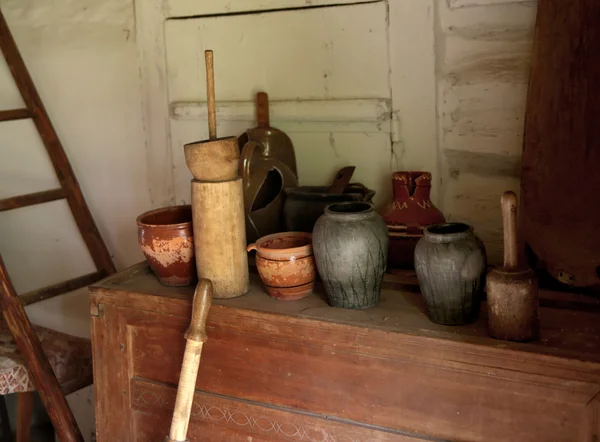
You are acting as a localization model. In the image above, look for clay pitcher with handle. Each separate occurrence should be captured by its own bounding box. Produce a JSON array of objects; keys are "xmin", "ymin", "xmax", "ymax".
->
[
  {"xmin": 239, "ymin": 92, "xmax": 299, "ymax": 243},
  {"xmin": 238, "ymin": 92, "xmax": 298, "ymax": 177}
]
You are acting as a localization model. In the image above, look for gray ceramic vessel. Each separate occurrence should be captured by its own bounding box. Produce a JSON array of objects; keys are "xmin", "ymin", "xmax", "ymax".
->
[
  {"xmin": 312, "ymin": 201, "xmax": 388, "ymax": 309},
  {"xmin": 414, "ymin": 223, "xmax": 487, "ymax": 325}
]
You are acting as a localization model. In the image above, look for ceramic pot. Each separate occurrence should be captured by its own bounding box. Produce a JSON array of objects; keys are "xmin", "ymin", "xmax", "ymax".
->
[
  {"xmin": 312, "ymin": 202, "xmax": 388, "ymax": 309},
  {"xmin": 247, "ymin": 232, "xmax": 316, "ymax": 300},
  {"xmin": 382, "ymin": 172, "xmax": 445, "ymax": 271},
  {"xmin": 136, "ymin": 205, "xmax": 196, "ymax": 287},
  {"xmin": 414, "ymin": 223, "xmax": 487, "ymax": 325},
  {"xmin": 284, "ymin": 183, "xmax": 376, "ymax": 233},
  {"xmin": 240, "ymin": 143, "xmax": 299, "ymax": 244}
]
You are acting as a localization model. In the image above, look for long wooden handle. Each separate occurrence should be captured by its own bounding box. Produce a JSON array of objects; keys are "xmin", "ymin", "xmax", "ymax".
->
[
  {"xmin": 501, "ymin": 191, "xmax": 519, "ymax": 269},
  {"xmin": 167, "ymin": 279, "xmax": 213, "ymax": 442},
  {"xmin": 256, "ymin": 92, "xmax": 269, "ymax": 128},
  {"xmin": 205, "ymin": 50, "xmax": 217, "ymax": 140}
]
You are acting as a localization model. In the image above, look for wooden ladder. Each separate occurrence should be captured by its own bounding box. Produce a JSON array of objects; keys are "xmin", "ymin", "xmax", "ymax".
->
[{"xmin": 0, "ymin": 9, "xmax": 116, "ymax": 306}]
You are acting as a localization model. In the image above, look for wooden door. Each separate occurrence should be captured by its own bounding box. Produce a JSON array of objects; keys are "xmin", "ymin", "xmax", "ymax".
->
[{"xmin": 164, "ymin": 2, "xmax": 393, "ymax": 207}]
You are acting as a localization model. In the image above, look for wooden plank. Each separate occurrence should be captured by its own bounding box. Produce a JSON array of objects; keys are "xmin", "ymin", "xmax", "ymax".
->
[
  {"xmin": 171, "ymin": 98, "xmax": 392, "ymax": 133},
  {"xmin": 131, "ymin": 379, "xmax": 425, "ymax": 441},
  {"xmin": 521, "ymin": 0, "xmax": 600, "ymax": 288},
  {"xmin": 166, "ymin": 0, "xmax": 381, "ymax": 18},
  {"xmin": 0, "ymin": 254, "xmax": 83, "ymax": 442},
  {"xmin": 92, "ymin": 262, "xmax": 600, "ymax": 354},
  {"xmin": 448, "ymin": 0, "xmax": 534, "ymax": 8},
  {"xmin": 0, "ymin": 10, "xmax": 116, "ymax": 276},
  {"xmin": 19, "ymin": 271, "xmax": 106, "ymax": 306},
  {"xmin": 0, "ymin": 188, "xmax": 66, "ymax": 212},
  {"xmin": 91, "ymin": 284, "xmax": 600, "ymax": 442},
  {"xmin": 90, "ymin": 302, "xmax": 129, "ymax": 442},
  {"xmin": 126, "ymin": 317, "xmax": 595, "ymax": 441},
  {"xmin": 89, "ymin": 263, "xmax": 600, "ymax": 441},
  {"xmin": 0, "ymin": 108, "xmax": 33, "ymax": 122},
  {"xmin": 16, "ymin": 391, "xmax": 34, "ymax": 442}
]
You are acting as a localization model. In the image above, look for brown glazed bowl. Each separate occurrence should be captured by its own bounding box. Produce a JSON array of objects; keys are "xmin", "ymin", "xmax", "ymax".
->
[
  {"xmin": 136, "ymin": 205, "xmax": 196, "ymax": 287},
  {"xmin": 247, "ymin": 232, "xmax": 316, "ymax": 300}
]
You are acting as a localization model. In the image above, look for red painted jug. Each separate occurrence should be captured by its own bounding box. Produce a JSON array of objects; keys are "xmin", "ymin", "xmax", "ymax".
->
[{"xmin": 382, "ymin": 172, "xmax": 445, "ymax": 271}]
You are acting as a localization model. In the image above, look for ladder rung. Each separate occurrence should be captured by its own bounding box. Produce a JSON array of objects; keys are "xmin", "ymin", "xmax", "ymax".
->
[
  {"xmin": 19, "ymin": 270, "xmax": 107, "ymax": 306},
  {"xmin": 0, "ymin": 188, "xmax": 67, "ymax": 212},
  {"xmin": 0, "ymin": 108, "xmax": 33, "ymax": 122}
]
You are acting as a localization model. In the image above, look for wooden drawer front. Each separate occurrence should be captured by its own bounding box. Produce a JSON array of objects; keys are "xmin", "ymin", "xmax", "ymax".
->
[
  {"xmin": 126, "ymin": 314, "xmax": 596, "ymax": 442},
  {"xmin": 130, "ymin": 378, "xmax": 419, "ymax": 442}
]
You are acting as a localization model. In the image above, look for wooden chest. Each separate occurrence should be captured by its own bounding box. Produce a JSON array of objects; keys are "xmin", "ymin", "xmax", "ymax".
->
[{"xmin": 90, "ymin": 263, "xmax": 600, "ymax": 442}]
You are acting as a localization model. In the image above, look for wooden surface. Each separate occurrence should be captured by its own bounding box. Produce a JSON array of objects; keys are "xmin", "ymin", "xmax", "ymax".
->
[
  {"xmin": 19, "ymin": 271, "xmax": 106, "ymax": 306},
  {"xmin": 501, "ymin": 191, "xmax": 518, "ymax": 270},
  {"xmin": 328, "ymin": 166, "xmax": 356, "ymax": 194},
  {"xmin": 0, "ymin": 188, "xmax": 66, "ymax": 212},
  {"xmin": 16, "ymin": 392, "xmax": 33, "ymax": 442},
  {"xmin": 191, "ymin": 179, "xmax": 249, "ymax": 298},
  {"xmin": 91, "ymin": 262, "xmax": 600, "ymax": 442},
  {"xmin": 521, "ymin": 0, "xmax": 600, "ymax": 288},
  {"xmin": 256, "ymin": 92, "xmax": 269, "ymax": 128},
  {"xmin": 0, "ymin": 255, "xmax": 83, "ymax": 442}
]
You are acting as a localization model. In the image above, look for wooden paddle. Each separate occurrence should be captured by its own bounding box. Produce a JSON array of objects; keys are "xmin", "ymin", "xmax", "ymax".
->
[{"xmin": 328, "ymin": 166, "xmax": 356, "ymax": 194}]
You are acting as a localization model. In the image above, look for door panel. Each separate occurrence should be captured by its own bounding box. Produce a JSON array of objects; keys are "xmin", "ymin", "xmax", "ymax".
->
[{"xmin": 165, "ymin": 2, "xmax": 392, "ymax": 206}]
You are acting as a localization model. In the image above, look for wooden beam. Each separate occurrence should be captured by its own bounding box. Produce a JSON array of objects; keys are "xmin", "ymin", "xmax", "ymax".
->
[
  {"xmin": 19, "ymin": 271, "xmax": 107, "ymax": 306},
  {"xmin": 0, "ymin": 11, "xmax": 116, "ymax": 276},
  {"xmin": 0, "ymin": 254, "xmax": 84, "ymax": 442},
  {"xmin": 0, "ymin": 108, "xmax": 33, "ymax": 122},
  {"xmin": 0, "ymin": 188, "xmax": 66, "ymax": 212}
]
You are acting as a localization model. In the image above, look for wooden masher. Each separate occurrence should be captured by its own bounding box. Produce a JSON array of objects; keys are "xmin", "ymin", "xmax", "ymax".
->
[
  {"xmin": 486, "ymin": 191, "xmax": 539, "ymax": 341},
  {"xmin": 184, "ymin": 50, "xmax": 249, "ymax": 299},
  {"xmin": 165, "ymin": 279, "xmax": 213, "ymax": 442}
]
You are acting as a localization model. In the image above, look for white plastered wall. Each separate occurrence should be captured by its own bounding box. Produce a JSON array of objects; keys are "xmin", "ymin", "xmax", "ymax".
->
[{"xmin": 0, "ymin": 0, "xmax": 151, "ymax": 440}]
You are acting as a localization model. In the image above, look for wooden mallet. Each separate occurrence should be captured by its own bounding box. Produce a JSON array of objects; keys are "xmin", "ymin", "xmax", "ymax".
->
[
  {"xmin": 165, "ymin": 279, "xmax": 213, "ymax": 442},
  {"xmin": 486, "ymin": 191, "xmax": 539, "ymax": 342}
]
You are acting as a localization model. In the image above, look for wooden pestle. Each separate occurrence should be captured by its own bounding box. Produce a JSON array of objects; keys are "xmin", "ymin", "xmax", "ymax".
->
[
  {"xmin": 486, "ymin": 191, "xmax": 539, "ymax": 341},
  {"xmin": 166, "ymin": 279, "xmax": 213, "ymax": 442}
]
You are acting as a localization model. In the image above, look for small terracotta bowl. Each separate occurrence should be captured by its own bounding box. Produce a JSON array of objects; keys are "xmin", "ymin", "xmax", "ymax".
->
[
  {"xmin": 136, "ymin": 205, "xmax": 196, "ymax": 287},
  {"xmin": 247, "ymin": 232, "xmax": 316, "ymax": 300}
]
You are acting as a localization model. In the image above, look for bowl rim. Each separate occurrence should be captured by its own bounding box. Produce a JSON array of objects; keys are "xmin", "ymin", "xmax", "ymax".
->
[
  {"xmin": 253, "ymin": 231, "xmax": 313, "ymax": 258},
  {"xmin": 136, "ymin": 205, "xmax": 192, "ymax": 229}
]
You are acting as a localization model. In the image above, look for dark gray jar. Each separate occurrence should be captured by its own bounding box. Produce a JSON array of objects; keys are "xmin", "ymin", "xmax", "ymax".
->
[
  {"xmin": 312, "ymin": 201, "xmax": 389, "ymax": 309},
  {"xmin": 414, "ymin": 223, "xmax": 487, "ymax": 325}
]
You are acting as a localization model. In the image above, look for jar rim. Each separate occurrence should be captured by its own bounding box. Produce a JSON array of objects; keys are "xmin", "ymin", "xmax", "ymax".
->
[
  {"xmin": 136, "ymin": 205, "xmax": 192, "ymax": 229},
  {"xmin": 325, "ymin": 201, "xmax": 372, "ymax": 214},
  {"xmin": 423, "ymin": 222, "xmax": 473, "ymax": 242}
]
